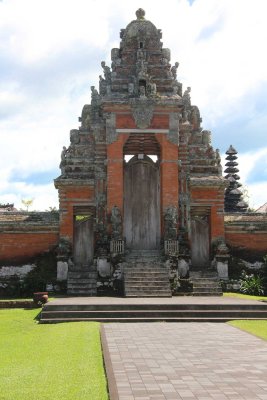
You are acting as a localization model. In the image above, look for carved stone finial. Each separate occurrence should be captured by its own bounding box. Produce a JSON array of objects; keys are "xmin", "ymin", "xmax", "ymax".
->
[{"xmin": 136, "ymin": 8, "xmax": 145, "ymax": 20}]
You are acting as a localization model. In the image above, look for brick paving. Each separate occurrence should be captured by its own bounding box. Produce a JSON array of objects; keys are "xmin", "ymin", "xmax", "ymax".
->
[{"xmin": 101, "ymin": 322, "xmax": 267, "ymax": 400}]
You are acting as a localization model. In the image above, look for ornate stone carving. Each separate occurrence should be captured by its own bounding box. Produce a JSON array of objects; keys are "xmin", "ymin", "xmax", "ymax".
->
[
  {"xmin": 139, "ymin": 85, "xmax": 147, "ymax": 98},
  {"xmin": 56, "ymin": 238, "xmax": 72, "ymax": 261},
  {"xmin": 183, "ymin": 86, "xmax": 191, "ymax": 108},
  {"xmin": 79, "ymin": 105, "xmax": 91, "ymax": 129},
  {"xmin": 136, "ymin": 8, "xmax": 146, "ymax": 20},
  {"xmin": 99, "ymin": 75, "xmax": 107, "ymax": 96},
  {"xmin": 147, "ymin": 82, "xmax": 157, "ymax": 96},
  {"xmin": 105, "ymin": 113, "xmax": 117, "ymax": 144},
  {"xmin": 59, "ymin": 146, "xmax": 68, "ymax": 174},
  {"xmin": 171, "ymin": 62, "xmax": 179, "ymax": 79},
  {"xmin": 91, "ymin": 86, "xmax": 100, "ymax": 120},
  {"xmin": 111, "ymin": 205, "xmax": 122, "ymax": 239},
  {"xmin": 111, "ymin": 48, "xmax": 121, "ymax": 69},
  {"xmin": 101, "ymin": 61, "xmax": 111, "ymax": 83},
  {"xmin": 131, "ymin": 99, "xmax": 154, "ymax": 129},
  {"xmin": 70, "ymin": 129, "xmax": 80, "ymax": 145},
  {"xmin": 202, "ymin": 130, "xmax": 211, "ymax": 145},
  {"xmin": 164, "ymin": 206, "xmax": 178, "ymax": 240},
  {"xmin": 128, "ymin": 82, "xmax": 135, "ymax": 95},
  {"xmin": 168, "ymin": 112, "xmax": 181, "ymax": 145},
  {"xmin": 162, "ymin": 48, "xmax": 171, "ymax": 62},
  {"xmin": 172, "ymin": 85, "xmax": 182, "ymax": 98}
]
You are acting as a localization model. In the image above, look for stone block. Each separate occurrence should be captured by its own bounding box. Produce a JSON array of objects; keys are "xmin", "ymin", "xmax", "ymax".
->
[
  {"xmin": 57, "ymin": 261, "xmax": 68, "ymax": 281},
  {"xmin": 216, "ymin": 260, "xmax": 228, "ymax": 280},
  {"xmin": 178, "ymin": 259, "xmax": 189, "ymax": 278},
  {"xmin": 98, "ymin": 258, "xmax": 112, "ymax": 277}
]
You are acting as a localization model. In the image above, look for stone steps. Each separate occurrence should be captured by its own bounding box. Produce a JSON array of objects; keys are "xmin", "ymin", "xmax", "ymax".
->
[
  {"xmin": 190, "ymin": 270, "xmax": 223, "ymax": 296},
  {"xmin": 40, "ymin": 302, "xmax": 267, "ymax": 323},
  {"xmin": 67, "ymin": 269, "xmax": 97, "ymax": 296},
  {"xmin": 123, "ymin": 249, "xmax": 171, "ymax": 297}
]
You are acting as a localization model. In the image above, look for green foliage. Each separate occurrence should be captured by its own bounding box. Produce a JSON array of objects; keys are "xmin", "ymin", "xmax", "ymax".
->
[
  {"xmin": 223, "ymin": 292, "xmax": 267, "ymax": 301},
  {"xmin": 2, "ymin": 276, "xmax": 22, "ymax": 297},
  {"xmin": 262, "ymin": 256, "xmax": 267, "ymax": 295},
  {"xmin": 0, "ymin": 309, "xmax": 108, "ymax": 400},
  {"xmin": 22, "ymin": 251, "xmax": 57, "ymax": 295},
  {"xmin": 229, "ymin": 320, "xmax": 267, "ymax": 341},
  {"xmin": 240, "ymin": 272, "xmax": 264, "ymax": 296}
]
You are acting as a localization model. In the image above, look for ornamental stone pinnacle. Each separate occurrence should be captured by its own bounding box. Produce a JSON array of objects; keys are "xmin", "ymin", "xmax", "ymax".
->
[{"xmin": 136, "ymin": 8, "xmax": 146, "ymax": 20}]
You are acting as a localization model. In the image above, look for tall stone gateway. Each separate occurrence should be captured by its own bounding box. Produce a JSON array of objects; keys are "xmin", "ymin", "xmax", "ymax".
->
[{"xmin": 55, "ymin": 9, "xmax": 227, "ymax": 296}]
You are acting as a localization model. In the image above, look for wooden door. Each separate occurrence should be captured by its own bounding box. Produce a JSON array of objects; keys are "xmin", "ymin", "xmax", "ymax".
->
[
  {"xmin": 124, "ymin": 156, "xmax": 160, "ymax": 250},
  {"xmin": 73, "ymin": 216, "xmax": 94, "ymax": 267},
  {"xmin": 191, "ymin": 216, "xmax": 210, "ymax": 268}
]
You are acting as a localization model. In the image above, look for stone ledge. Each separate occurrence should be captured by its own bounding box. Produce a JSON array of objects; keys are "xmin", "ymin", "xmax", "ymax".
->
[{"xmin": 190, "ymin": 176, "xmax": 228, "ymax": 187}]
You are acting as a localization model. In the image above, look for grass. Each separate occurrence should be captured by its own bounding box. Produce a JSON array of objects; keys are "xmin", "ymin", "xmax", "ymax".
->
[
  {"xmin": 225, "ymin": 293, "xmax": 267, "ymax": 341},
  {"xmin": 229, "ymin": 320, "xmax": 267, "ymax": 341},
  {"xmin": 0, "ymin": 309, "xmax": 108, "ymax": 400},
  {"xmin": 223, "ymin": 292, "xmax": 267, "ymax": 301}
]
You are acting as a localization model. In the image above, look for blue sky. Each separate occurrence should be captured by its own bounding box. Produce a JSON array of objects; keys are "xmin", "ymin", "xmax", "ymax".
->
[{"xmin": 0, "ymin": 0, "xmax": 267, "ymax": 210}]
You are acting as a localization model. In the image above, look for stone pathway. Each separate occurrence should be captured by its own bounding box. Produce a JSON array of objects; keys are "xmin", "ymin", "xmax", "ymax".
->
[{"xmin": 101, "ymin": 323, "xmax": 267, "ymax": 400}]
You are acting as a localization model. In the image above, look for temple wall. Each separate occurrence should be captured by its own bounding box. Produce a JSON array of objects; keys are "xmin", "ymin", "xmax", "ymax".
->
[
  {"xmin": 57, "ymin": 185, "xmax": 94, "ymax": 241},
  {"xmin": 225, "ymin": 214, "xmax": 267, "ymax": 258},
  {"xmin": 190, "ymin": 185, "xmax": 225, "ymax": 242},
  {"xmin": 107, "ymin": 133, "xmax": 129, "ymax": 213},
  {"xmin": 155, "ymin": 134, "xmax": 179, "ymax": 223},
  {"xmin": 0, "ymin": 212, "xmax": 59, "ymax": 265}
]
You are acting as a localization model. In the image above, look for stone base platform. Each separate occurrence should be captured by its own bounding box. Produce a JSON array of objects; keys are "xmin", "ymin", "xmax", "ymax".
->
[{"xmin": 40, "ymin": 296, "xmax": 267, "ymax": 323}]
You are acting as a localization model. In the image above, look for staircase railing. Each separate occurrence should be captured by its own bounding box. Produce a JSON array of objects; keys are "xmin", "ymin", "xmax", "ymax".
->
[
  {"xmin": 110, "ymin": 239, "xmax": 125, "ymax": 255},
  {"xmin": 164, "ymin": 240, "xmax": 179, "ymax": 256}
]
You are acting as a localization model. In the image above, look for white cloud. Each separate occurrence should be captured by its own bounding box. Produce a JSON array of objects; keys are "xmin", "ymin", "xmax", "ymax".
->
[
  {"xmin": 238, "ymin": 148, "xmax": 267, "ymax": 183},
  {"xmin": 0, "ymin": 182, "xmax": 58, "ymax": 211}
]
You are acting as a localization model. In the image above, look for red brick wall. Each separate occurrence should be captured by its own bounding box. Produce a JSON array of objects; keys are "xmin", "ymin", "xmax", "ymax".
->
[
  {"xmin": 107, "ymin": 133, "xmax": 129, "ymax": 214},
  {"xmin": 190, "ymin": 186, "xmax": 225, "ymax": 242},
  {"xmin": 116, "ymin": 113, "xmax": 169, "ymax": 130},
  {"xmin": 0, "ymin": 231, "xmax": 59, "ymax": 265},
  {"xmin": 225, "ymin": 230, "xmax": 267, "ymax": 256},
  {"xmin": 155, "ymin": 133, "xmax": 179, "ymax": 211},
  {"xmin": 58, "ymin": 186, "xmax": 95, "ymax": 241}
]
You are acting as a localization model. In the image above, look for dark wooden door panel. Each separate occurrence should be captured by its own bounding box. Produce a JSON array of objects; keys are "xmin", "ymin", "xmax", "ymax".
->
[{"xmin": 124, "ymin": 156, "xmax": 160, "ymax": 250}]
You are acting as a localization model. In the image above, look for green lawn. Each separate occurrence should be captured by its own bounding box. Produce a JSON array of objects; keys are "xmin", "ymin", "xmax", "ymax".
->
[
  {"xmin": 224, "ymin": 293, "xmax": 267, "ymax": 341},
  {"xmin": 223, "ymin": 292, "xmax": 267, "ymax": 301},
  {"xmin": 0, "ymin": 309, "xmax": 108, "ymax": 400},
  {"xmin": 229, "ymin": 320, "xmax": 267, "ymax": 341}
]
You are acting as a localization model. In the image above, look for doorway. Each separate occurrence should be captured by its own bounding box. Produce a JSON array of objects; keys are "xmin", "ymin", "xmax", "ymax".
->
[
  {"xmin": 73, "ymin": 214, "xmax": 94, "ymax": 267},
  {"xmin": 124, "ymin": 155, "xmax": 160, "ymax": 250},
  {"xmin": 191, "ymin": 215, "xmax": 210, "ymax": 268}
]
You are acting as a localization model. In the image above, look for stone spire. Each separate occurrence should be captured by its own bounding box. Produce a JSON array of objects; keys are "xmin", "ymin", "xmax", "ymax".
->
[{"xmin": 224, "ymin": 145, "xmax": 248, "ymax": 212}]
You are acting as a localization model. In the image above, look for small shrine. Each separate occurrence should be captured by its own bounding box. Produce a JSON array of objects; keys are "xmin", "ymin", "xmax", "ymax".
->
[{"xmin": 54, "ymin": 9, "xmax": 228, "ymax": 296}]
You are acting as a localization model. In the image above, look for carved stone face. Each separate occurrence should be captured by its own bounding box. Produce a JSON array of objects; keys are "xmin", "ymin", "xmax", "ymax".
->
[
  {"xmin": 128, "ymin": 83, "xmax": 134, "ymax": 94},
  {"xmin": 139, "ymin": 86, "xmax": 146, "ymax": 95}
]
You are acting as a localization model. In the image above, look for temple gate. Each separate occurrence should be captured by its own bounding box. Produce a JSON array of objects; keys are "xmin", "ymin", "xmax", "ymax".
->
[{"xmin": 54, "ymin": 9, "xmax": 227, "ymax": 296}]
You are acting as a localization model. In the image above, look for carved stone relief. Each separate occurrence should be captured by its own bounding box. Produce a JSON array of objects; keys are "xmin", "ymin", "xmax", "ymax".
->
[
  {"xmin": 105, "ymin": 113, "xmax": 117, "ymax": 144},
  {"xmin": 168, "ymin": 112, "xmax": 181, "ymax": 145},
  {"xmin": 131, "ymin": 99, "xmax": 154, "ymax": 129}
]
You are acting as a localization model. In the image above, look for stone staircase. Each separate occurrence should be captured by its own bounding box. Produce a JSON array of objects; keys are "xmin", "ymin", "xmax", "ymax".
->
[
  {"xmin": 67, "ymin": 265, "xmax": 97, "ymax": 296},
  {"xmin": 190, "ymin": 270, "xmax": 223, "ymax": 296},
  {"xmin": 123, "ymin": 250, "xmax": 172, "ymax": 297},
  {"xmin": 40, "ymin": 301, "xmax": 267, "ymax": 323}
]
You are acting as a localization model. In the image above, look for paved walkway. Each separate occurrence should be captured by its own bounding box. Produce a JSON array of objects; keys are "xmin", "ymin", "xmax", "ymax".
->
[{"xmin": 101, "ymin": 322, "xmax": 267, "ymax": 400}]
